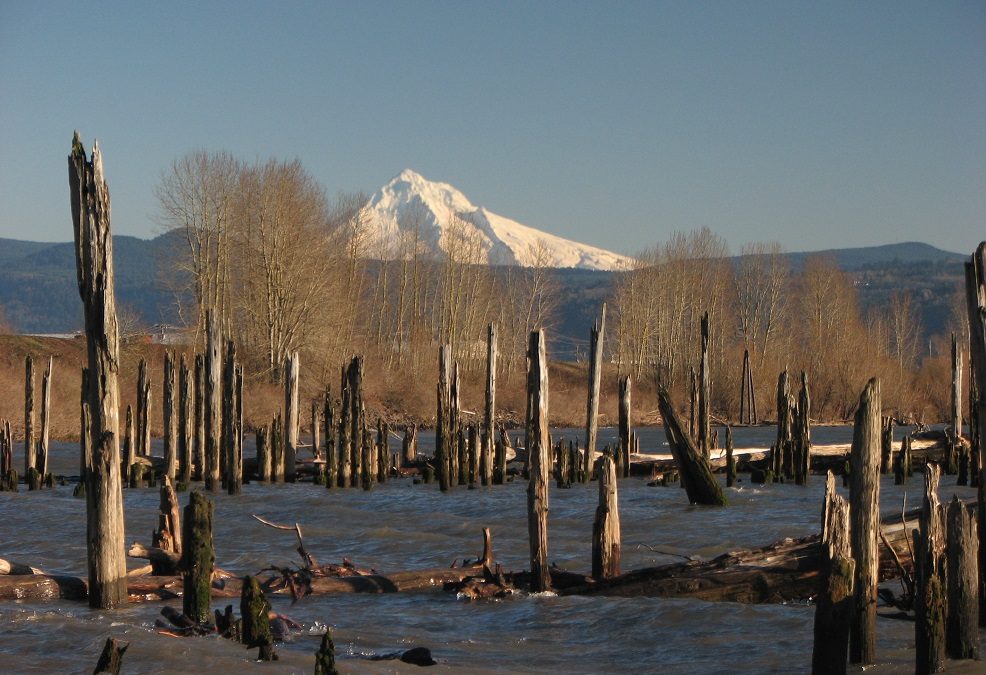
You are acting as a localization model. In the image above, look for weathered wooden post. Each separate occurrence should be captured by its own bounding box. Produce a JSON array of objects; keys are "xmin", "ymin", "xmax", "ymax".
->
[
  {"xmin": 24, "ymin": 355, "xmax": 35, "ymax": 477},
  {"xmin": 122, "ymin": 405, "xmax": 134, "ymax": 486},
  {"xmin": 180, "ymin": 491, "xmax": 214, "ymax": 624},
  {"xmin": 163, "ymin": 351, "xmax": 177, "ymax": 482},
  {"xmin": 314, "ymin": 629, "xmax": 338, "ymax": 675},
  {"xmin": 698, "ymin": 311, "xmax": 711, "ymax": 457},
  {"xmin": 137, "ymin": 358, "xmax": 151, "ymax": 459},
  {"xmin": 69, "ymin": 133, "xmax": 127, "ymax": 608},
  {"xmin": 962, "ymin": 244, "xmax": 986, "ymax": 624},
  {"xmin": 223, "ymin": 342, "xmax": 242, "ymax": 495},
  {"xmin": 915, "ymin": 463, "xmax": 946, "ymax": 674},
  {"xmin": 241, "ymin": 575, "xmax": 276, "ymax": 661},
  {"xmin": 338, "ymin": 386, "xmax": 351, "ymax": 487},
  {"xmin": 193, "ymin": 354, "xmax": 204, "ymax": 481},
  {"xmin": 204, "ymin": 313, "xmax": 222, "ymax": 490},
  {"xmin": 689, "ymin": 366, "xmax": 697, "ymax": 441},
  {"xmin": 311, "ymin": 400, "xmax": 321, "ymax": 461},
  {"xmin": 739, "ymin": 348, "xmax": 758, "ymax": 425},
  {"xmin": 618, "ymin": 374, "xmax": 631, "ymax": 477},
  {"xmin": 794, "ymin": 371, "xmax": 811, "ymax": 485},
  {"xmin": 346, "ymin": 356, "xmax": 365, "ymax": 488},
  {"xmin": 880, "ymin": 416, "xmax": 893, "ymax": 475},
  {"xmin": 946, "ymin": 496, "xmax": 979, "ymax": 660},
  {"xmin": 178, "ymin": 355, "xmax": 192, "ymax": 484},
  {"xmin": 592, "ymin": 451, "xmax": 620, "ymax": 580},
  {"xmin": 360, "ymin": 425, "xmax": 373, "ymax": 491},
  {"xmin": 151, "ymin": 475, "xmax": 182, "ymax": 558},
  {"xmin": 401, "ymin": 423, "xmax": 416, "ymax": 468},
  {"xmin": 494, "ymin": 428, "xmax": 506, "ymax": 485},
  {"xmin": 271, "ymin": 414, "xmax": 284, "ymax": 483},
  {"xmin": 37, "ymin": 357, "xmax": 52, "ymax": 483},
  {"xmin": 284, "ymin": 351, "xmax": 299, "ymax": 483},
  {"xmin": 812, "ymin": 471, "xmax": 854, "ymax": 674},
  {"xmin": 323, "ymin": 389, "xmax": 336, "ymax": 489},
  {"xmin": 376, "ymin": 419, "xmax": 389, "ymax": 483},
  {"xmin": 953, "ymin": 333, "xmax": 964, "ymax": 450},
  {"xmin": 658, "ymin": 386, "xmax": 727, "ymax": 506},
  {"xmin": 467, "ymin": 424, "xmax": 479, "ymax": 486},
  {"xmin": 725, "ymin": 426, "xmax": 736, "ymax": 488},
  {"xmin": 436, "ymin": 345, "xmax": 452, "ymax": 492},
  {"xmin": 484, "ymin": 322, "xmax": 497, "ymax": 482},
  {"xmin": 256, "ymin": 426, "xmax": 270, "ymax": 482},
  {"xmin": 527, "ymin": 330, "xmax": 550, "ymax": 592},
  {"xmin": 849, "ymin": 377, "xmax": 880, "ymax": 666},
  {"xmin": 584, "ymin": 304, "xmax": 605, "ymax": 483}
]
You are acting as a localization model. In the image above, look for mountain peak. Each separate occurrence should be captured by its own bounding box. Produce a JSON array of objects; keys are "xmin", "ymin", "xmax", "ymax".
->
[{"xmin": 365, "ymin": 171, "xmax": 631, "ymax": 270}]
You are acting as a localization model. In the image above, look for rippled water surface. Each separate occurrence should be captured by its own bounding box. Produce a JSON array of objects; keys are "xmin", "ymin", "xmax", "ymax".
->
[{"xmin": 1, "ymin": 425, "xmax": 981, "ymax": 673}]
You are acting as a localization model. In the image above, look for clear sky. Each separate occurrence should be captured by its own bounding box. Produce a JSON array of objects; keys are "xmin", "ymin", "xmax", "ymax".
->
[{"xmin": 0, "ymin": 1, "xmax": 983, "ymax": 255}]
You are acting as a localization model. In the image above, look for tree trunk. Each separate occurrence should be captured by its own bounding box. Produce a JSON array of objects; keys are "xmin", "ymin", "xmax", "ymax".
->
[
  {"xmin": 526, "ymin": 330, "xmax": 550, "ymax": 592},
  {"xmin": 849, "ymin": 378, "xmax": 881, "ymax": 666},
  {"xmin": 69, "ymin": 134, "xmax": 127, "ymax": 609},
  {"xmin": 584, "ymin": 304, "xmax": 605, "ymax": 483}
]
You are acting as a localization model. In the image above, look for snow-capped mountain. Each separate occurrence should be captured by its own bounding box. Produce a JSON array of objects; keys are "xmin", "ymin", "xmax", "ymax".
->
[{"xmin": 362, "ymin": 169, "xmax": 632, "ymax": 271}]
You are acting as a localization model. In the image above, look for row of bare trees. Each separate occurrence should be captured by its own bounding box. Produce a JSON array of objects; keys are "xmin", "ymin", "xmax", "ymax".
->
[
  {"xmin": 612, "ymin": 229, "xmax": 961, "ymax": 422},
  {"xmin": 156, "ymin": 152, "xmax": 557, "ymax": 386}
]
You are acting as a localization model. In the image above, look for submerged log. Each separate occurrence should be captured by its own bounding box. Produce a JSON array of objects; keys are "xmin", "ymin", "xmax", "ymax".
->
[{"xmin": 658, "ymin": 387, "xmax": 726, "ymax": 506}]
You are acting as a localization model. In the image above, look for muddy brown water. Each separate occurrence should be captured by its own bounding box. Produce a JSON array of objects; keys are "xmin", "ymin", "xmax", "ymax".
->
[{"xmin": 1, "ymin": 425, "xmax": 983, "ymax": 673}]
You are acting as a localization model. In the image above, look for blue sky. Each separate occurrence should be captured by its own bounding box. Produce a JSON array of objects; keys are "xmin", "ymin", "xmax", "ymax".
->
[{"xmin": 0, "ymin": 1, "xmax": 983, "ymax": 255}]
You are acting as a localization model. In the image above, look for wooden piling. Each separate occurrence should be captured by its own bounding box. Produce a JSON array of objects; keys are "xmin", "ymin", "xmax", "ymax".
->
[
  {"xmin": 725, "ymin": 426, "xmax": 736, "ymax": 488},
  {"xmin": 584, "ymin": 304, "xmax": 605, "ymax": 484},
  {"xmin": 38, "ymin": 357, "xmax": 52, "ymax": 482},
  {"xmin": 151, "ymin": 475, "xmax": 182, "ymax": 560},
  {"xmin": 794, "ymin": 371, "xmax": 811, "ymax": 485},
  {"xmin": 180, "ymin": 491, "xmax": 214, "ymax": 624},
  {"xmin": 69, "ymin": 134, "xmax": 127, "ymax": 609},
  {"xmin": 256, "ymin": 426, "xmax": 270, "ymax": 482},
  {"xmin": 241, "ymin": 575, "xmax": 276, "ymax": 661},
  {"xmin": 324, "ymin": 390, "xmax": 336, "ymax": 489},
  {"xmin": 468, "ymin": 424, "xmax": 479, "ymax": 487},
  {"xmin": 137, "ymin": 358, "xmax": 151, "ymax": 459},
  {"xmin": 284, "ymin": 351, "xmax": 299, "ymax": 483},
  {"xmin": 377, "ymin": 419, "xmax": 389, "ymax": 483},
  {"xmin": 204, "ymin": 313, "xmax": 222, "ymax": 490},
  {"xmin": 436, "ymin": 345, "xmax": 452, "ymax": 492},
  {"xmin": 178, "ymin": 355, "xmax": 192, "ymax": 484},
  {"xmin": 849, "ymin": 378, "xmax": 881, "ymax": 665},
  {"xmin": 271, "ymin": 414, "xmax": 284, "ymax": 483},
  {"xmin": 698, "ymin": 311, "xmax": 711, "ymax": 457},
  {"xmin": 915, "ymin": 463, "xmax": 946, "ymax": 674},
  {"xmin": 526, "ymin": 330, "xmax": 550, "ymax": 592},
  {"xmin": 401, "ymin": 423, "xmax": 417, "ymax": 468},
  {"xmin": 494, "ymin": 428, "xmax": 506, "ymax": 485},
  {"xmin": 658, "ymin": 387, "xmax": 726, "ymax": 506},
  {"xmin": 346, "ymin": 357, "xmax": 365, "ymax": 488},
  {"xmin": 963, "ymin": 243, "xmax": 986, "ymax": 624},
  {"xmin": 93, "ymin": 638, "xmax": 129, "ymax": 674},
  {"xmin": 314, "ymin": 629, "xmax": 338, "ymax": 675},
  {"xmin": 338, "ymin": 386, "xmax": 351, "ymax": 487},
  {"xmin": 812, "ymin": 471, "xmax": 854, "ymax": 674},
  {"xmin": 193, "ymin": 354, "xmax": 204, "ymax": 481},
  {"xmin": 24, "ymin": 355, "xmax": 35, "ymax": 476},
  {"xmin": 618, "ymin": 374, "xmax": 631, "ymax": 476},
  {"xmin": 946, "ymin": 496, "xmax": 979, "ymax": 660},
  {"xmin": 163, "ymin": 351, "xmax": 176, "ymax": 481},
  {"xmin": 953, "ymin": 333, "xmax": 963, "ymax": 447},
  {"xmin": 880, "ymin": 416, "xmax": 893, "ymax": 475},
  {"xmin": 592, "ymin": 451, "xmax": 621, "ymax": 580},
  {"xmin": 484, "ymin": 322, "xmax": 498, "ymax": 483}
]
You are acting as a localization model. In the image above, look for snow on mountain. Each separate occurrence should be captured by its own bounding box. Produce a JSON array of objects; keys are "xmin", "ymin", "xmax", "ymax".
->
[{"xmin": 363, "ymin": 169, "xmax": 633, "ymax": 271}]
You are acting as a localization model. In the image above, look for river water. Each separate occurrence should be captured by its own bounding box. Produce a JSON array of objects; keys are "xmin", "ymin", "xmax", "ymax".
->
[{"xmin": 1, "ymin": 425, "xmax": 982, "ymax": 673}]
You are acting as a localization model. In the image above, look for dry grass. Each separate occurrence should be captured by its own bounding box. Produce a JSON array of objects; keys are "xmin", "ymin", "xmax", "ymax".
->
[{"xmin": 0, "ymin": 335, "xmax": 661, "ymax": 441}]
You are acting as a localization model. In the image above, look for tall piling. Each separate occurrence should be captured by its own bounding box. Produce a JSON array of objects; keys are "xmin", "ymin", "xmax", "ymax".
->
[
  {"xmin": 584, "ymin": 304, "xmax": 605, "ymax": 483},
  {"xmin": 526, "ymin": 330, "xmax": 550, "ymax": 592}
]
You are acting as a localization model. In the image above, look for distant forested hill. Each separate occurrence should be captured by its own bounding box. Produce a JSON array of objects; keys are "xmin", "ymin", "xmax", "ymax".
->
[{"xmin": 0, "ymin": 233, "xmax": 967, "ymax": 358}]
